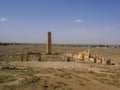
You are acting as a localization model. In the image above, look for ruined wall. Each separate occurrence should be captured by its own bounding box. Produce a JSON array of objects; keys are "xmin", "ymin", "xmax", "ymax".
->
[{"xmin": 72, "ymin": 49, "xmax": 111, "ymax": 65}]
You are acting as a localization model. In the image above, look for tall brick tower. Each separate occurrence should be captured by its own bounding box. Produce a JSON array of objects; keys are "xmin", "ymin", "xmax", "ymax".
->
[{"xmin": 46, "ymin": 32, "xmax": 52, "ymax": 55}]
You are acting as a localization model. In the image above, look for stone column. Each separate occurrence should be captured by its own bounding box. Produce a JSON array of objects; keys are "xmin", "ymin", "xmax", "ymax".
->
[
  {"xmin": 93, "ymin": 54, "xmax": 97, "ymax": 63},
  {"xmin": 82, "ymin": 52, "xmax": 85, "ymax": 60},
  {"xmin": 46, "ymin": 32, "xmax": 52, "ymax": 55},
  {"xmin": 101, "ymin": 57, "xmax": 106, "ymax": 64}
]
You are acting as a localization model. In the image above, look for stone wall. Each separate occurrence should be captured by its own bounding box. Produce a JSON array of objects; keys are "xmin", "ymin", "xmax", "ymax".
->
[{"xmin": 73, "ymin": 49, "xmax": 111, "ymax": 65}]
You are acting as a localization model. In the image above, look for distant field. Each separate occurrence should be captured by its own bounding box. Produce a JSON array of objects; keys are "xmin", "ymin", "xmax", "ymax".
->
[{"xmin": 0, "ymin": 44, "xmax": 120, "ymax": 62}]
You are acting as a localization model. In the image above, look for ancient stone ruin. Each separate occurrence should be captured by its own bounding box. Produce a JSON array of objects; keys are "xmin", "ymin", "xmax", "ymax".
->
[
  {"xmin": 15, "ymin": 52, "xmax": 41, "ymax": 61},
  {"xmin": 14, "ymin": 32, "xmax": 112, "ymax": 65},
  {"xmin": 63, "ymin": 49, "xmax": 112, "ymax": 65},
  {"xmin": 46, "ymin": 31, "xmax": 52, "ymax": 55}
]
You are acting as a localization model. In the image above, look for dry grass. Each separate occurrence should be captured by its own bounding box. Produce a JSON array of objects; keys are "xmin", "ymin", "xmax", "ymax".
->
[
  {"xmin": 0, "ymin": 44, "xmax": 120, "ymax": 62},
  {"xmin": 0, "ymin": 44, "xmax": 120, "ymax": 90}
]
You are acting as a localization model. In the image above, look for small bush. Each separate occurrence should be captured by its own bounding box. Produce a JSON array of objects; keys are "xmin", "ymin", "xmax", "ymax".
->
[
  {"xmin": 0, "ymin": 75, "xmax": 16, "ymax": 83},
  {"xmin": 56, "ymin": 81, "xmax": 67, "ymax": 86},
  {"xmin": 88, "ymin": 71, "xmax": 95, "ymax": 74},
  {"xmin": 21, "ymin": 76, "xmax": 40, "ymax": 84},
  {"xmin": 40, "ymin": 80, "xmax": 49, "ymax": 89},
  {"xmin": 95, "ymin": 73, "xmax": 107, "ymax": 77}
]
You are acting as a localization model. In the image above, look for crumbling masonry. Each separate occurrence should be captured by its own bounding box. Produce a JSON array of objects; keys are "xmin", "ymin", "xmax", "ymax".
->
[
  {"xmin": 73, "ymin": 49, "xmax": 111, "ymax": 65},
  {"xmin": 46, "ymin": 32, "xmax": 52, "ymax": 55}
]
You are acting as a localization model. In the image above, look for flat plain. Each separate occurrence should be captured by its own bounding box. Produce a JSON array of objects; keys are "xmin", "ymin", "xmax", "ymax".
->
[{"xmin": 0, "ymin": 44, "xmax": 120, "ymax": 90}]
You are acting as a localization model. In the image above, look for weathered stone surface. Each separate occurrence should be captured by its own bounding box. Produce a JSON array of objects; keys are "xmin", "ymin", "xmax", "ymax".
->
[
  {"xmin": 106, "ymin": 59, "xmax": 111, "ymax": 65},
  {"xmin": 101, "ymin": 57, "xmax": 106, "ymax": 64},
  {"xmin": 78, "ymin": 52, "xmax": 83, "ymax": 60},
  {"xmin": 16, "ymin": 52, "xmax": 41, "ymax": 61},
  {"xmin": 46, "ymin": 32, "xmax": 52, "ymax": 55}
]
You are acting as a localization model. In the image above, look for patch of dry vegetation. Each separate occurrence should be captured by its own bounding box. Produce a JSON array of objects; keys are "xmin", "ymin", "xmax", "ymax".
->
[{"xmin": 0, "ymin": 44, "xmax": 120, "ymax": 90}]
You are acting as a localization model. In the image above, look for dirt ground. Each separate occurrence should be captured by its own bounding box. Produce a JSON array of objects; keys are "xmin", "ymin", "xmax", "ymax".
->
[
  {"xmin": 0, "ymin": 61, "xmax": 120, "ymax": 90},
  {"xmin": 0, "ymin": 44, "xmax": 120, "ymax": 90}
]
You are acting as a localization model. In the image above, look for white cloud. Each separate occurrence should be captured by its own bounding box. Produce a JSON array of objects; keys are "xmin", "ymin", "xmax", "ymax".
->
[
  {"xmin": 0, "ymin": 17, "xmax": 8, "ymax": 22},
  {"xmin": 75, "ymin": 19, "xmax": 83, "ymax": 23}
]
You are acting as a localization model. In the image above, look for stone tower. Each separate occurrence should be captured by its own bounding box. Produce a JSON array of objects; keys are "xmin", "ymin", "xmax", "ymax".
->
[{"xmin": 46, "ymin": 32, "xmax": 52, "ymax": 55}]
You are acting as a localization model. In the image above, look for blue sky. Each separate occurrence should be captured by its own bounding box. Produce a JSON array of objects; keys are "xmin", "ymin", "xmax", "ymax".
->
[{"xmin": 0, "ymin": 0, "xmax": 120, "ymax": 44}]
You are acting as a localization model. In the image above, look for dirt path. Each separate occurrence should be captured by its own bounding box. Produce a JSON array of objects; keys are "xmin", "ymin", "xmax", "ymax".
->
[{"xmin": 8, "ymin": 61, "xmax": 110, "ymax": 74}]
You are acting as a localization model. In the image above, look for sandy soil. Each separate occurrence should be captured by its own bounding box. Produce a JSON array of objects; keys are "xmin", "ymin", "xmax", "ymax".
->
[{"xmin": 0, "ymin": 61, "xmax": 120, "ymax": 90}]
